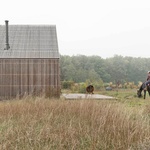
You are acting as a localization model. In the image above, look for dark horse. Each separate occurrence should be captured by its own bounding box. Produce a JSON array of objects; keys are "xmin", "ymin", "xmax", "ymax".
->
[
  {"xmin": 137, "ymin": 82, "xmax": 150, "ymax": 99},
  {"xmin": 86, "ymin": 85, "xmax": 94, "ymax": 94}
]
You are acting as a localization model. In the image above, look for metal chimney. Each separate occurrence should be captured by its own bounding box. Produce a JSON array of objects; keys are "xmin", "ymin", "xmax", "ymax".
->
[{"xmin": 4, "ymin": 20, "xmax": 10, "ymax": 50}]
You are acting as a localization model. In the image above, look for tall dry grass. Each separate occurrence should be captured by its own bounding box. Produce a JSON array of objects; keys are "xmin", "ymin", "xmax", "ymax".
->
[{"xmin": 0, "ymin": 96, "xmax": 150, "ymax": 149}]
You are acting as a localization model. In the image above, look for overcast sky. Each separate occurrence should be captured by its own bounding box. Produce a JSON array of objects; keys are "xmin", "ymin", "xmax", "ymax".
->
[{"xmin": 0, "ymin": 0, "xmax": 150, "ymax": 58}]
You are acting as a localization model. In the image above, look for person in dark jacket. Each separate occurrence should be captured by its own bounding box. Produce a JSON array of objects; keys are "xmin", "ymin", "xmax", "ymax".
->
[{"xmin": 144, "ymin": 71, "xmax": 150, "ymax": 90}]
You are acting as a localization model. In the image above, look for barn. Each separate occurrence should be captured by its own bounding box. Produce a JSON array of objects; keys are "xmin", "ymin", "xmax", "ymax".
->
[{"xmin": 0, "ymin": 20, "xmax": 60, "ymax": 99}]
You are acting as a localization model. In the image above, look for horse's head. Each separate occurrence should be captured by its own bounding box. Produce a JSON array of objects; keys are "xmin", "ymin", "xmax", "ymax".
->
[{"xmin": 137, "ymin": 89, "xmax": 142, "ymax": 98}]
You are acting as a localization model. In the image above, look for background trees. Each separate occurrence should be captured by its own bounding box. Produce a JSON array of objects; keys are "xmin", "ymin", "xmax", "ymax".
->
[{"xmin": 60, "ymin": 55, "xmax": 150, "ymax": 85}]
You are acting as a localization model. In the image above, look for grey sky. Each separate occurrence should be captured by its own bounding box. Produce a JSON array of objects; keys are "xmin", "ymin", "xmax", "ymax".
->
[{"xmin": 0, "ymin": 0, "xmax": 150, "ymax": 58}]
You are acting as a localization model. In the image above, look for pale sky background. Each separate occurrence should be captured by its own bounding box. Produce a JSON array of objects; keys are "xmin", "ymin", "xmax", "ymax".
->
[{"xmin": 0, "ymin": 0, "xmax": 150, "ymax": 58}]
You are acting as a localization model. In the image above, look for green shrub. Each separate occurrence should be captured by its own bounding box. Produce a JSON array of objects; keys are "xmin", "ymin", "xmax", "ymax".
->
[{"xmin": 61, "ymin": 81, "xmax": 74, "ymax": 89}]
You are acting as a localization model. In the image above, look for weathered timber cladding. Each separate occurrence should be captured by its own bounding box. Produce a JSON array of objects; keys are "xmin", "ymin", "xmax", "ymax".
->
[
  {"xmin": 0, "ymin": 24, "xmax": 60, "ymax": 99},
  {"xmin": 0, "ymin": 58, "xmax": 60, "ymax": 99}
]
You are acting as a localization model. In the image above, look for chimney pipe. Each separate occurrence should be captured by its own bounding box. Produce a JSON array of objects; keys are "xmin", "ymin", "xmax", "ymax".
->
[{"xmin": 4, "ymin": 20, "xmax": 10, "ymax": 50}]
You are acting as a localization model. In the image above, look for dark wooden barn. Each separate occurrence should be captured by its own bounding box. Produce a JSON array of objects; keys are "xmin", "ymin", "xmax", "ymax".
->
[{"xmin": 0, "ymin": 21, "xmax": 60, "ymax": 99}]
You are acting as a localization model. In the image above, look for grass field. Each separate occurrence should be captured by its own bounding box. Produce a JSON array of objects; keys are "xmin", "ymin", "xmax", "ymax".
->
[{"xmin": 0, "ymin": 89, "xmax": 150, "ymax": 149}]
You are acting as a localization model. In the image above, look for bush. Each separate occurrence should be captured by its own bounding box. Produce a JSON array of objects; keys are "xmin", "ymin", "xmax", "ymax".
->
[
  {"xmin": 61, "ymin": 81, "xmax": 74, "ymax": 89},
  {"xmin": 78, "ymin": 83, "xmax": 86, "ymax": 93}
]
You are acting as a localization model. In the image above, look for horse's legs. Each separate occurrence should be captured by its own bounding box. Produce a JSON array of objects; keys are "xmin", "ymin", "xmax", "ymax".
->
[{"xmin": 144, "ymin": 90, "xmax": 146, "ymax": 99}]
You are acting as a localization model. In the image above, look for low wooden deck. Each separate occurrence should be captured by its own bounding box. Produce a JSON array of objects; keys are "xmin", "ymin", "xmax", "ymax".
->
[{"xmin": 62, "ymin": 93, "xmax": 115, "ymax": 100}]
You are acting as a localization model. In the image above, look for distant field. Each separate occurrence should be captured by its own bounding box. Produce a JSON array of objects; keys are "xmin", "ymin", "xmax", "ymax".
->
[{"xmin": 0, "ymin": 90, "xmax": 150, "ymax": 149}]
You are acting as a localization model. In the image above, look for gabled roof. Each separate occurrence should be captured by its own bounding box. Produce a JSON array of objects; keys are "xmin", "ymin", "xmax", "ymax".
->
[{"xmin": 0, "ymin": 25, "xmax": 59, "ymax": 58}]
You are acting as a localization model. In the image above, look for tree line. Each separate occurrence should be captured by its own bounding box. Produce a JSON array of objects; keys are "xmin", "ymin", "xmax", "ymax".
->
[{"xmin": 60, "ymin": 55, "xmax": 150, "ymax": 85}]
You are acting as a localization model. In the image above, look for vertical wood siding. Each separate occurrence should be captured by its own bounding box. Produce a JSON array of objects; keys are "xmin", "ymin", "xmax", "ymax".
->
[{"xmin": 0, "ymin": 59, "xmax": 60, "ymax": 99}]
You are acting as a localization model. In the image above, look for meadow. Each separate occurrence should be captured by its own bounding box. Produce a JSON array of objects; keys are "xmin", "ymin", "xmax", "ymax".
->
[{"xmin": 0, "ymin": 89, "xmax": 150, "ymax": 149}]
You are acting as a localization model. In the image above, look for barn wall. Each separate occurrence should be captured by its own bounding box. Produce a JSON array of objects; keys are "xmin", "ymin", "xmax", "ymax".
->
[{"xmin": 0, "ymin": 58, "xmax": 60, "ymax": 99}]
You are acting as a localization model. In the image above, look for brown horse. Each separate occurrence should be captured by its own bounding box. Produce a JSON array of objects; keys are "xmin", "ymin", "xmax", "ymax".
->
[
  {"xmin": 137, "ymin": 82, "xmax": 150, "ymax": 99},
  {"xmin": 86, "ymin": 85, "xmax": 94, "ymax": 94}
]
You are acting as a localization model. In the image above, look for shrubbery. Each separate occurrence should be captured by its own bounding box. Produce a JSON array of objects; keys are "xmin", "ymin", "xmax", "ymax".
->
[{"xmin": 61, "ymin": 80, "xmax": 139, "ymax": 93}]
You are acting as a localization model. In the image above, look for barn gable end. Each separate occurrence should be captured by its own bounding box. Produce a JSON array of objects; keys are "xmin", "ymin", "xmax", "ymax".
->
[{"xmin": 0, "ymin": 22, "xmax": 60, "ymax": 99}]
